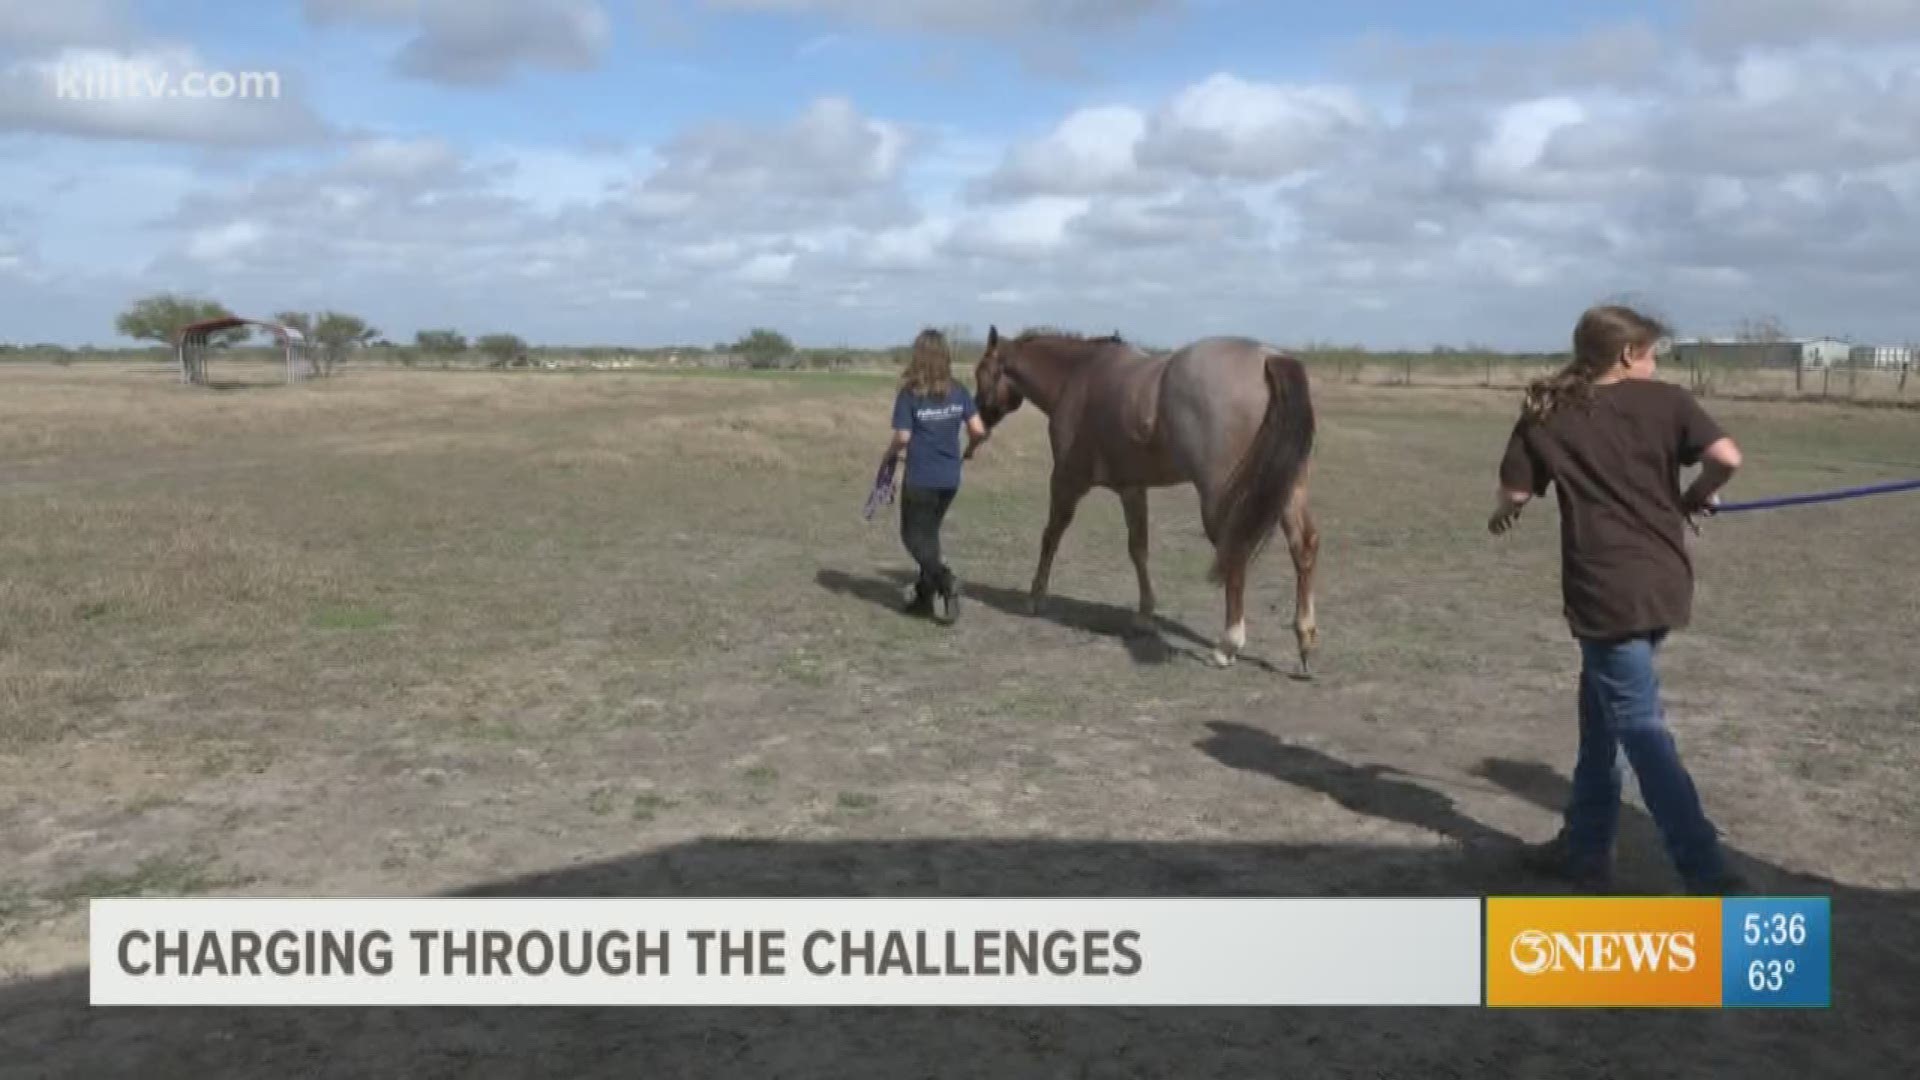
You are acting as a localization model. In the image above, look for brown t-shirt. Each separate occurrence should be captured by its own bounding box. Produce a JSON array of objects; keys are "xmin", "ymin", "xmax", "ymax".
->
[{"xmin": 1499, "ymin": 379, "xmax": 1728, "ymax": 641}]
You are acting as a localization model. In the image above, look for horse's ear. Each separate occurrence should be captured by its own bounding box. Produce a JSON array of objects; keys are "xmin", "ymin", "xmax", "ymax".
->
[{"xmin": 986, "ymin": 325, "xmax": 999, "ymax": 348}]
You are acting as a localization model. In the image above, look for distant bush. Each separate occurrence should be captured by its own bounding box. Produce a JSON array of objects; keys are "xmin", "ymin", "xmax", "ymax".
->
[
  {"xmin": 476, "ymin": 333, "xmax": 530, "ymax": 367},
  {"xmin": 731, "ymin": 328, "xmax": 794, "ymax": 369}
]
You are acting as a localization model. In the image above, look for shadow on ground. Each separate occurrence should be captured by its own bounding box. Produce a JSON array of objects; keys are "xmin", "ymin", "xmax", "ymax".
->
[
  {"xmin": 1197, "ymin": 722, "xmax": 1518, "ymax": 852},
  {"xmin": 4, "ymin": 748, "xmax": 1912, "ymax": 1079},
  {"xmin": 814, "ymin": 567, "xmax": 1293, "ymax": 673}
]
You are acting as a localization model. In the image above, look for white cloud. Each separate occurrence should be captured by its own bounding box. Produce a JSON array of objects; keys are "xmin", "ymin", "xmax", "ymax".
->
[
  {"xmin": 855, "ymin": 217, "xmax": 957, "ymax": 271},
  {"xmin": 972, "ymin": 73, "xmax": 1380, "ymax": 202},
  {"xmin": 336, "ymin": 136, "xmax": 468, "ymax": 183},
  {"xmin": 0, "ymin": 46, "xmax": 331, "ymax": 145},
  {"xmin": 1137, "ymin": 73, "xmax": 1375, "ymax": 179},
  {"xmin": 1065, "ymin": 187, "xmax": 1265, "ymax": 250},
  {"xmin": 303, "ymin": 0, "xmax": 611, "ymax": 85},
  {"xmin": 973, "ymin": 106, "xmax": 1157, "ymax": 199},
  {"xmin": 979, "ymin": 287, "xmax": 1032, "ymax": 304},
  {"xmin": 946, "ymin": 195, "xmax": 1089, "ymax": 260},
  {"xmin": 734, "ymin": 251, "xmax": 796, "ymax": 283},
  {"xmin": 1474, "ymin": 97, "xmax": 1586, "ymax": 185},
  {"xmin": 1537, "ymin": 51, "xmax": 1920, "ymax": 179},
  {"xmin": 624, "ymin": 96, "xmax": 917, "ymax": 232},
  {"xmin": 185, "ymin": 219, "xmax": 269, "ymax": 263}
]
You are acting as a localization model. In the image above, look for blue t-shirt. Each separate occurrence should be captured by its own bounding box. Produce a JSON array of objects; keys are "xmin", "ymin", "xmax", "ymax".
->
[{"xmin": 892, "ymin": 384, "xmax": 977, "ymax": 491}]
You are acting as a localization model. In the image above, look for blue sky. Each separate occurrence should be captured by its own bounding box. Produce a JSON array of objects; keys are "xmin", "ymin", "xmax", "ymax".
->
[{"xmin": 5, "ymin": 0, "xmax": 1920, "ymax": 349}]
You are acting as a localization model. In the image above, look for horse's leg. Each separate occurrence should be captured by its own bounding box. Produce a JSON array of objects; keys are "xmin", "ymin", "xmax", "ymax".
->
[
  {"xmin": 1195, "ymin": 491, "xmax": 1243, "ymax": 668},
  {"xmin": 1282, "ymin": 482, "xmax": 1321, "ymax": 677},
  {"xmin": 1029, "ymin": 476, "xmax": 1087, "ymax": 615},
  {"xmin": 1211, "ymin": 555, "xmax": 1247, "ymax": 669},
  {"xmin": 1119, "ymin": 487, "xmax": 1156, "ymax": 632}
]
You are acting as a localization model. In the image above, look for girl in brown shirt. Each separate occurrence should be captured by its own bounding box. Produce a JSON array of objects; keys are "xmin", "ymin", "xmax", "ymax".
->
[{"xmin": 1491, "ymin": 304, "xmax": 1747, "ymax": 895}]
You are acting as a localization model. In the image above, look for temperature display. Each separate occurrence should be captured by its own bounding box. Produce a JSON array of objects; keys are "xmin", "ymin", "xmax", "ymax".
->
[{"xmin": 1722, "ymin": 898, "xmax": 1830, "ymax": 1007}]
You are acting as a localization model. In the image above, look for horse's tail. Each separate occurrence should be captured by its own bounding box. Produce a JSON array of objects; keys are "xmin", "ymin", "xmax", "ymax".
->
[{"xmin": 1209, "ymin": 351, "xmax": 1315, "ymax": 584}]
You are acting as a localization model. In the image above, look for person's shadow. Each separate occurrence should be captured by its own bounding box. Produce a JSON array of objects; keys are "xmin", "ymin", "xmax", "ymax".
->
[
  {"xmin": 814, "ymin": 567, "xmax": 1288, "ymax": 672},
  {"xmin": 1196, "ymin": 721, "xmax": 1518, "ymax": 854}
]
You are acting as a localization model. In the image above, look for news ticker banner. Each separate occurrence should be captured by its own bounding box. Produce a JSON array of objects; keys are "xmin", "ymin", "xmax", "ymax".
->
[{"xmin": 87, "ymin": 895, "xmax": 1830, "ymax": 1008}]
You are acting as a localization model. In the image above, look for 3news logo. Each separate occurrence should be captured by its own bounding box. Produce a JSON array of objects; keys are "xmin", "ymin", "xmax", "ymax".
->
[
  {"xmin": 1486, "ymin": 897, "xmax": 1831, "ymax": 1008},
  {"xmin": 1487, "ymin": 898, "xmax": 1722, "ymax": 1007},
  {"xmin": 1506, "ymin": 927, "xmax": 1698, "ymax": 976}
]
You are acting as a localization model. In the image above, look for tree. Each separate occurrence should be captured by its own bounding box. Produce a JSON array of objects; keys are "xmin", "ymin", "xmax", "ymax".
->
[
  {"xmin": 414, "ymin": 329, "xmax": 467, "ymax": 354},
  {"xmin": 274, "ymin": 310, "xmax": 375, "ymax": 374},
  {"xmin": 311, "ymin": 311, "xmax": 377, "ymax": 374},
  {"xmin": 731, "ymin": 328, "xmax": 794, "ymax": 369},
  {"xmin": 413, "ymin": 329, "xmax": 466, "ymax": 368},
  {"xmin": 476, "ymin": 333, "xmax": 528, "ymax": 367},
  {"xmin": 117, "ymin": 293, "xmax": 248, "ymax": 348},
  {"xmin": 1734, "ymin": 315, "xmax": 1788, "ymax": 343}
]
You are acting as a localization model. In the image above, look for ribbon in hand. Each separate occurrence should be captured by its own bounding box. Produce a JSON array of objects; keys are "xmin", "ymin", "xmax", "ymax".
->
[{"xmin": 862, "ymin": 454, "xmax": 898, "ymax": 521}]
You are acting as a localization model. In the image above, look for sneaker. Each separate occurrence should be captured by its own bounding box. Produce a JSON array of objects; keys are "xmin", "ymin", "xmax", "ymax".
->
[
  {"xmin": 1518, "ymin": 830, "xmax": 1613, "ymax": 892},
  {"xmin": 937, "ymin": 578, "xmax": 962, "ymax": 625}
]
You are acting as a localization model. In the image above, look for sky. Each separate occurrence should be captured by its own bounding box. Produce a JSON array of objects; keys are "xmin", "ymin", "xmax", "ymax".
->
[{"xmin": 4, "ymin": 0, "xmax": 1920, "ymax": 350}]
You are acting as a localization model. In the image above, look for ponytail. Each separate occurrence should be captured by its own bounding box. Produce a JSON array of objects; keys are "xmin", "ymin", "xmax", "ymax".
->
[
  {"xmin": 1523, "ymin": 303, "xmax": 1671, "ymax": 424},
  {"xmin": 1523, "ymin": 362, "xmax": 1601, "ymax": 422}
]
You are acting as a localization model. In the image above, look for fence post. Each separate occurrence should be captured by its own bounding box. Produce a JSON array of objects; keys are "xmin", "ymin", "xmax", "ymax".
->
[{"xmin": 1850, "ymin": 352, "xmax": 1858, "ymax": 399}]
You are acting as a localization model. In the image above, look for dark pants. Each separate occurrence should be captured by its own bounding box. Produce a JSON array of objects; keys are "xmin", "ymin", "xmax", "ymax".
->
[
  {"xmin": 1563, "ymin": 631, "xmax": 1728, "ymax": 887},
  {"xmin": 899, "ymin": 485, "xmax": 957, "ymax": 598}
]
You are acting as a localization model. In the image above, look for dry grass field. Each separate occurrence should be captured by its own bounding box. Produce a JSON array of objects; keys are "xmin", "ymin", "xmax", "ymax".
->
[{"xmin": 2, "ymin": 360, "xmax": 1917, "ymax": 1077}]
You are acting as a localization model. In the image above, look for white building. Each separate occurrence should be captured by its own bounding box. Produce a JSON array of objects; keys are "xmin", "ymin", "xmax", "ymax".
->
[
  {"xmin": 1800, "ymin": 338, "xmax": 1852, "ymax": 368},
  {"xmin": 1848, "ymin": 344, "xmax": 1916, "ymax": 369}
]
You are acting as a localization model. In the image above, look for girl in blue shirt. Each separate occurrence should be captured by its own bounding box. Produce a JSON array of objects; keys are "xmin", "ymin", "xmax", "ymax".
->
[{"xmin": 881, "ymin": 329, "xmax": 989, "ymax": 623}]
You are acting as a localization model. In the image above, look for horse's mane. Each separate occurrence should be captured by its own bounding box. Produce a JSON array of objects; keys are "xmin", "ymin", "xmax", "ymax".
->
[{"xmin": 1010, "ymin": 327, "xmax": 1130, "ymax": 353}]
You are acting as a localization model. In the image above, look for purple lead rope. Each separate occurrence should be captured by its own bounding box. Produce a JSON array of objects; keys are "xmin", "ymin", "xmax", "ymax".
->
[
  {"xmin": 1714, "ymin": 477, "xmax": 1920, "ymax": 514},
  {"xmin": 862, "ymin": 456, "xmax": 897, "ymax": 520}
]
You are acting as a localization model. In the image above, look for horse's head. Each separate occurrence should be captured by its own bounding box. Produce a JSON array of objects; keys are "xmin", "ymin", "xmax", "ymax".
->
[{"xmin": 973, "ymin": 325, "xmax": 1025, "ymax": 429}]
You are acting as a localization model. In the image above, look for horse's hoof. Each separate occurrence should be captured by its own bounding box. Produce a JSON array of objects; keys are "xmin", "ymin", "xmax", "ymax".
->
[
  {"xmin": 1130, "ymin": 612, "xmax": 1158, "ymax": 636},
  {"xmin": 1026, "ymin": 596, "xmax": 1044, "ymax": 617},
  {"xmin": 1210, "ymin": 649, "xmax": 1236, "ymax": 669}
]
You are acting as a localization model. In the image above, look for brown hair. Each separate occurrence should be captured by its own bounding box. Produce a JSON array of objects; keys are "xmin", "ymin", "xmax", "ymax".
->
[
  {"xmin": 1523, "ymin": 304, "xmax": 1670, "ymax": 422},
  {"xmin": 901, "ymin": 328, "xmax": 953, "ymax": 398}
]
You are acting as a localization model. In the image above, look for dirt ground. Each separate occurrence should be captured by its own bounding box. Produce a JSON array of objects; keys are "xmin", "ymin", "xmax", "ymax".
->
[{"xmin": 2, "ymin": 362, "xmax": 1916, "ymax": 1078}]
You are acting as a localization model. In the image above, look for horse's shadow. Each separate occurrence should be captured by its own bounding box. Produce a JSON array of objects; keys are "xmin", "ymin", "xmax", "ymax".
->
[{"xmin": 815, "ymin": 568, "xmax": 1286, "ymax": 671}]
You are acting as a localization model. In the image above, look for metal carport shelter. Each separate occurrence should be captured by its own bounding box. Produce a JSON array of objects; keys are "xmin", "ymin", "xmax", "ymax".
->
[{"xmin": 175, "ymin": 316, "xmax": 315, "ymax": 386}]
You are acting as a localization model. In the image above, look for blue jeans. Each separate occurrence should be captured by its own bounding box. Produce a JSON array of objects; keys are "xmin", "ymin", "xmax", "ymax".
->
[{"xmin": 1564, "ymin": 633, "xmax": 1727, "ymax": 886}]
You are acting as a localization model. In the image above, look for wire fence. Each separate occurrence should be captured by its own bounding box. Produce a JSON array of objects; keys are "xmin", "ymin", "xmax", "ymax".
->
[
  {"xmin": 9, "ymin": 342, "xmax": 1918, "ymax": 407},
  {"xmin": 1293, "ymin": 349, "xmax": 1918, "ymax": 406}
]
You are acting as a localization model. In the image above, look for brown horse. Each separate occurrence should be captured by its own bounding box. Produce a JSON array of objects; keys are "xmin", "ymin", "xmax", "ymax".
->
[{"xmin": 971, "ymin": 326, "xmax": 1321, "ymax": 674}]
